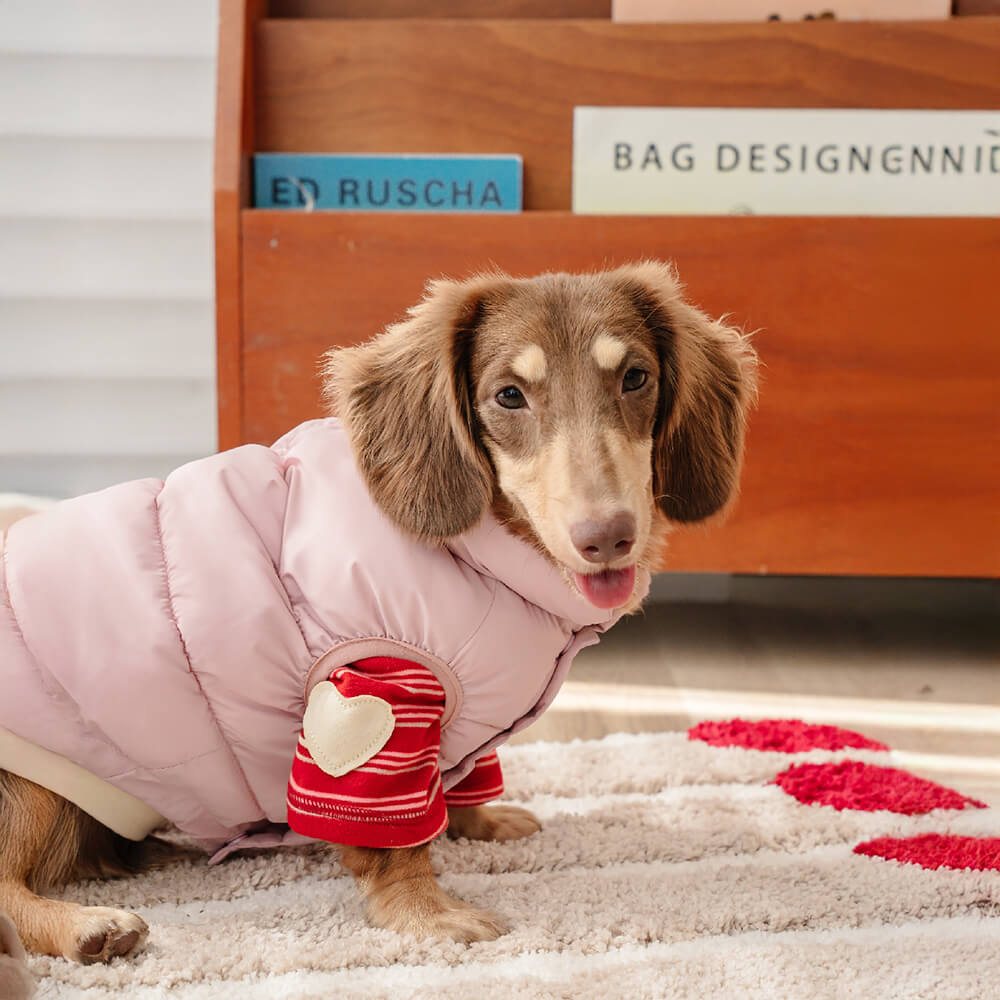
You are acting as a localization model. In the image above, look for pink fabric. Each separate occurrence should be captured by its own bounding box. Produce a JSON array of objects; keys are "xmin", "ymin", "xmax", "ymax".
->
[{"xmin": 0, "ymin": 419, "xmax": 646, "ymax": 853}]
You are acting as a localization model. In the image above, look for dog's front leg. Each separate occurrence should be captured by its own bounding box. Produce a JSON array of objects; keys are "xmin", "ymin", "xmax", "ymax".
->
[
  {"xmin": 446, "ymin": 804, "xmax": 541, "ymax": 842},
  {"xmin": 0, "ymin": 773, "xmax": 148, "ymax": 964},
  {"xmin": 339, "ymin": 843, "xmax": 506, "ymax": 943}
]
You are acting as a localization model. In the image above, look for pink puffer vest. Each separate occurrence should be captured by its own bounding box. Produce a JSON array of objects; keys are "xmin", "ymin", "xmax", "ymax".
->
[{"xmin": 0, "ymin": 419, "xmax": 647, "ymax": 854}]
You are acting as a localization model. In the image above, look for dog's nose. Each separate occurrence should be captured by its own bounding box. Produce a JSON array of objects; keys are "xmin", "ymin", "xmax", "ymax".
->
[{"xmin": 570, "ymin": 512, "xmax": 636, "ymax": 564}]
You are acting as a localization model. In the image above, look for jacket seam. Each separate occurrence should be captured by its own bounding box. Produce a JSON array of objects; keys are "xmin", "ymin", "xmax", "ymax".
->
[
  {"xmin": 153, "ymin": 492, "xmax": 267, "ymax": 819},
  {"xmin": 287, "ymin": 797, "xmax": 441, "ymax": 825},
  {"xmin": 107, "ymin": 744, "xmax": 230, "ymax": 782},
  {"xmin": 276, "ymin": 452, "xmax": 312, "ymax": 653},
  {"xmin": 0, "ymin": 530, "xmax": 35, "ymax": 666},
  {"xmin": 450, "ymin": 576, "xmax": 499, "ymax": 668}
]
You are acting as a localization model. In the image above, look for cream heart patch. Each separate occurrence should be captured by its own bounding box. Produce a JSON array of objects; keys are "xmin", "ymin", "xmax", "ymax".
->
[{"xmin": 302, "ymin": 681, "xmax": 395, "ymax": 778}]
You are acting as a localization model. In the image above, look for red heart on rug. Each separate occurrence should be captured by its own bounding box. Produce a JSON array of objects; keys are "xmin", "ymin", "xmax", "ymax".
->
[
  {"xmin": 773, "ymin": 760, "xmax": 987, "ymax": 814},
  {"xmin": 688, "ymin": 718, "xmax": 888, "ymax": 753},
  {"xmin": 855, "ymin": 833, "xmax": 1000, "ymax": 872}
]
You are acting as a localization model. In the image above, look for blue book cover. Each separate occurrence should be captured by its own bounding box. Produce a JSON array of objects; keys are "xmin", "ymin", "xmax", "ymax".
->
[{"xmin": 254, "ymin": 153, "xmax": 522, "ymax": 213}]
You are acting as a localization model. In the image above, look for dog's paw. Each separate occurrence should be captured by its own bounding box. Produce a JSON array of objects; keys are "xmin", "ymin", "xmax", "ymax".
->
[
  {"xmin": 419, "ymin": 900, "xmax": 508, "ymax": 944},
  {"xmin": 378, "ymin": 895, "xmax": 507, "ymax": 944},
  {"xmin": 71, "ymin": 908, "xmax": 148, "ymax": 964},
  {"xmin": 447, "ymin": 804, "xmax": 541, "ymax": 842},
  {"xmin": 365, "ymin": 875, "xmax": 507, "ymax": 943},
  {"xmin": 484, "ymin": 804, "xmax": 542, "ymax": 841}
]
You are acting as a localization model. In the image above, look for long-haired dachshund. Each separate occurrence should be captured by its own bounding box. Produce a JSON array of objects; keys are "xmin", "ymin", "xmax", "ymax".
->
[{"xmin": 0, "ymin": 262, "xmax": 757, "ymax": 968}]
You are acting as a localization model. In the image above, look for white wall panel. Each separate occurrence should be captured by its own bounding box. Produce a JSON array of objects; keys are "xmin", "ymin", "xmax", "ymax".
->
[
  {"xmin": 0, "ymin": 54, "xmax": 215, "ymax": 138},
  {"xmin": 0, "ymin": 379, "xmax": 214, "ymax": 456},
  {"xmin": 0, "ymin": 455, "xmax": 205, "ymax": 499},
  {"xmin": 0, "ymin": 2, "xmax": 219, "ymax": 498},
  {"xmin": 0, "ymin": 137, "xmax": 212, "ymax": 220},
  {"xmin": 0, "ymin": 299, "xmax": 214, "ymax": 378},
  {"xmin": 0, "ymin": 219, "xmax": 212, "ymax": 299},
  {"xmin": 0, "ymin": 0, "xmax": 217, "ymax": 57}
]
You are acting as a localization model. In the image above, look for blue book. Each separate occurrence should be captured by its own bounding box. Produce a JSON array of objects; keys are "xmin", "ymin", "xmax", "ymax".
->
[{"xmin": 254, "ymin": 154, "xmax": 522, "ymax": 213}]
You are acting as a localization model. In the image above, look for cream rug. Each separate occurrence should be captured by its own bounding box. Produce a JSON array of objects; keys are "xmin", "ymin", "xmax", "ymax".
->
[{"xmin": 25, "ymin": 724, "xmax": 1000, "ymax": 1000}]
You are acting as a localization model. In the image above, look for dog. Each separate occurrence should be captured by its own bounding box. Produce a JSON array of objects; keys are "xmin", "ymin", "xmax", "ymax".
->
[{"xmin": 0, "ymin": 261, "xmax": 757, "ymax": 964}]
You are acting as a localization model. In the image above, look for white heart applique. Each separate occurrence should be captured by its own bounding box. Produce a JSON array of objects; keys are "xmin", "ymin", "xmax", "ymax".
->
[{"xmin": 301, "ymin": 681, "xmax": 395, "ymax": 778}]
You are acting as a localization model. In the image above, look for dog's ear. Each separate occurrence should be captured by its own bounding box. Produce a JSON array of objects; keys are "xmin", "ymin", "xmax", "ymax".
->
[
  {"xmin": 322, "ymin": 275, "xmax": 507, "ymax": 541},
  {"xmin": 615, "ymin": 261, "xmax": 758, "ymax": 523}
]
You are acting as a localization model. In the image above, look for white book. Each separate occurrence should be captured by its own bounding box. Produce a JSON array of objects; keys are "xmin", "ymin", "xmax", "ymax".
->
[{"xmin": 573, "ymin": 107, "xmax": 1000, "ymax": 217}]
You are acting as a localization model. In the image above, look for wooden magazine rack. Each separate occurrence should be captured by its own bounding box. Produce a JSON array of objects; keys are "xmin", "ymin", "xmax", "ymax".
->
[{"xmin": 214, "ymin": 1, "xmax": 1000, "ymax": 576}]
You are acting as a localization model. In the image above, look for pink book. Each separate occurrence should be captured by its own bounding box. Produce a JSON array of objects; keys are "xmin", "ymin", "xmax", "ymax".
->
[{"xmin": 612, "ymin": 1, "xmax": 951, "ymax": 21}]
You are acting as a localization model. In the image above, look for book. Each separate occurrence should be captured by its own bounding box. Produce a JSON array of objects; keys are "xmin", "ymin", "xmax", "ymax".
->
[
  {"xmin": 573, "ymin": 107, "xmax": 1000, "ymax": 217},
  {"xmin": 611, "ymin": 1, "xmax": 951, "ymax": 21},
  {"xmin": 253, "ymin": 154, "xmax": 522, "ymax": 213}
]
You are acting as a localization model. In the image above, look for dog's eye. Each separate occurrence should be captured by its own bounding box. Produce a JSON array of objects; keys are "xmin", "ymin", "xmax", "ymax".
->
[
  {"xmin": 622, "ymin": 368, "xmax": 648, "ymax": 392},
  {"xmin": 496, "ymin": 386, "xmax": 527, "ymax": 409}
]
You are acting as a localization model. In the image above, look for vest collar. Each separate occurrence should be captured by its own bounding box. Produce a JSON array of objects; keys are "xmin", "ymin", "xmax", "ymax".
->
[{"xmin": 446, "ymin": 513, "xmax": 650, "ymax": 632}]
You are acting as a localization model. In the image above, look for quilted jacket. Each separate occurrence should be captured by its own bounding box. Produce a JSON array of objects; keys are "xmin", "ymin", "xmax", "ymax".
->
[{"xmin": 0, "ymin": 419, "xmax": 647, "ymax": 853}]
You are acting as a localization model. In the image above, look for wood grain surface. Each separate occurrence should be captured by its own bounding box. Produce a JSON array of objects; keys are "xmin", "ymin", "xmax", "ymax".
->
[
  {"xmin": 238, "ymin": 211, "xmax": 1000, "ymax": 577},
  {"xmin": 255, "ymin": 18, "xmax": 1000, "ymax": 210},
  {"xmin": 216, "ymin": 10, "xmax": 1000, "ymax": 575},
  {"xmin": 214, "ymin": 0, "xmax": 268, "ymax": 450}
]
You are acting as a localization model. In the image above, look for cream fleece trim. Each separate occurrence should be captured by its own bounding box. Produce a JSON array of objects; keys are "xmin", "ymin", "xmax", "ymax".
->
[{"xmin": 0, "ymin": 727, "xmax": 164, "ymax": 841}]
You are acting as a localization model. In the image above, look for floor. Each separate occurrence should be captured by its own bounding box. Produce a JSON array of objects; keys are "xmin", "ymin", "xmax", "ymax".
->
[{"xmin": 511, "ymin": 576, "xmax": 1000, "ymax": 808}]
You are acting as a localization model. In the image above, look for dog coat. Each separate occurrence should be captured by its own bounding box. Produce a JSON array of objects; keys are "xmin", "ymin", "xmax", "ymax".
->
[{"xmin": 0, "ymin": 419, "xmax": 648, "ymax": 856}]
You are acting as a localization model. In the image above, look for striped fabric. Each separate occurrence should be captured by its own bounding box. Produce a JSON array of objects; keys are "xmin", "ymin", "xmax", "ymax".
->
[{"xmin": 287, "ymin": 656, "xmax": 503, "ymax": 848}]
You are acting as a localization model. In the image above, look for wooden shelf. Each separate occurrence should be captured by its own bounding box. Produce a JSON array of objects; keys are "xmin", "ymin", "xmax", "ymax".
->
[
  {"xmin": 215, "ymin": 2, "xmax": 1000, "ymax": 577},
  {"xmin": 255, "ymin": 17, "xmax": 1000, "ymax": 210}
]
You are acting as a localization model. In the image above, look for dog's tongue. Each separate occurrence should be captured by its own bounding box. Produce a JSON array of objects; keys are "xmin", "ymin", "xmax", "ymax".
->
[{"xmin": 573, "ymin": 566, "xmax": 637, "ymax": 609}]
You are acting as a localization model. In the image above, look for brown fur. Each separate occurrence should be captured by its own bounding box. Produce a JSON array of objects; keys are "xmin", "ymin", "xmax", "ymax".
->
[
  {"xmin": 336, "ymin": 803, "xmax": 539, "ymax": 944},
  {"xmin": 321, "ymin": 274, "xmax": 501, "ymax": 542},
  {"xmin": 0, "ymin": 773, "xmax": 173, "ymax": 962},
  {"xmin": 616, "ymin": 263, "xmax": 758, "ymax": 524},
  {"xmin": 326, "ymin": 261, "xmax": 756, "ymax": 602},
  {"xmin": 1, "ymin": 262, "xmax": 757, "ymax": 958},
  {"xmin": 340, "ymin": 839, "xmax": 505, "ymax": 944}
]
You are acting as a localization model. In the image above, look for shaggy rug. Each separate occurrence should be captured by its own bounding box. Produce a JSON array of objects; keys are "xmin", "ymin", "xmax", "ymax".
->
[{"xmin": 25, "ymin": 721, "xmax": 1000, "ymax": 1000}]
